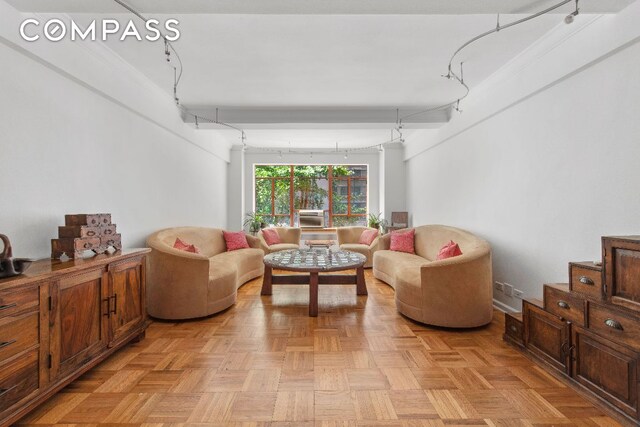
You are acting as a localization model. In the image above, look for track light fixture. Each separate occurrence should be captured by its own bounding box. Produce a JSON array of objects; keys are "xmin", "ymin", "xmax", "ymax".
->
[{"xmin": 565, "ymin": 0, "xmax": 580, "ymax": 24}]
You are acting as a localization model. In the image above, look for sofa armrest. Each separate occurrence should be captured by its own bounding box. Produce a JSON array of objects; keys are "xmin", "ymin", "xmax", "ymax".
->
[
  {"xmin": 145, "ymin": 242, "xmax": 211, "ymax": 319},
  {"xmin": 377, "ymin": 234, "xmax": 391, "ymax": 250},
  {"xmin": 246, "ymin": 234, "xmax": 261, "ymax": 249},
  {"xmin": 418, "ymin": 248, "xmax": 493, "ymax": 327},
  {"xmin": 369, "ymin": 235, "xmax": 380, "ymax": 251}
]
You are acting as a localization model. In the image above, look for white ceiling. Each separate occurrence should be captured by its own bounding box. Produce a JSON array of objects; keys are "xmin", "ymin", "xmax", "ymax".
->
[
  {"xmin": 6, "ymin": 0, "xmax": 633, "ymax": 14},
  {"xmin": 9, "ymin": 0, "xmax": 634, "ymax": 148}
]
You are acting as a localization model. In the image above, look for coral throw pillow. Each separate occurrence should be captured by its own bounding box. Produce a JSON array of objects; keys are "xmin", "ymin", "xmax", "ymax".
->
[
  {"xmin": 223, "ymin": 231, "xmax": 250, "ymax": 251},
  {"xmin": 262, "ymin": 228, "xmax": 281, "ymax": 246},
  {"xmin": 437, "ymin": 240, "xmax": 463, "ymax": 260},
  {"xmin": 390, "ymin": 229, "xmax": 415, "ymax": 254},
  {"xmin": 173, "ymin": 238, "xmax": 200, "ymax": 254},
  {"xmin": 359, "ymin": 229, "xmax": 379, "ymax": 246}
]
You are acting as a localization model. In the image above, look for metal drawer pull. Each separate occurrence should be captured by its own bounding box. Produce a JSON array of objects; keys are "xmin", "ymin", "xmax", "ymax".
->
[
  {"xmin": 604, "ymin": 318, "xmax": 624, "ymax": 331},
  {"xmin": 0, "ymin": 303, "xmax": 17, "ymax": 311},
  {"xmin": 0, "ymin": 385, "xmax": 17, "ymax": 398},
  {"xmin": 510, "ymin": 325, "xmax": 518, "ymax": 332},
  {"xmin": 557, "ymin": 301, "xmax": 570, "ymax": 309},
  {"xmin": 0, "ymin": 339, "xmax": 17, "ymax": 349},
  {"xmin": 579, "ymin": 276, "xmax": 595, "ymax": 286}
]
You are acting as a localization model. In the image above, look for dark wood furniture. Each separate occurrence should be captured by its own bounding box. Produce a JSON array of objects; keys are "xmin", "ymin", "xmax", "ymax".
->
[
  {"xmin": 0, "ymin": 249, "xmax": 149, "ymax": 427},
  {"xmin": 505, "ymin": 236, "xmax": 640, "ymax": 424},
  {"xmin": 261, "ymin": 249, "xmax": 366, "ymax": 317},
  {"xmin": 385, "ymin": 211, "xmax": 409, "ymax": 233}
]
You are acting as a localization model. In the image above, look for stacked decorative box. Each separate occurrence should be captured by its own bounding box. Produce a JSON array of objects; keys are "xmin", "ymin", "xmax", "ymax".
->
[{"xmin": 51, "ymin": 213, "xmax": 122, "ymax": 259}]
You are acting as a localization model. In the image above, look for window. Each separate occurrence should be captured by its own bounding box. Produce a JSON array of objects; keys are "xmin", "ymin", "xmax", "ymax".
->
[{"xmin": 254, "ymin": 164, "xmax": 368, "ymax": 227}]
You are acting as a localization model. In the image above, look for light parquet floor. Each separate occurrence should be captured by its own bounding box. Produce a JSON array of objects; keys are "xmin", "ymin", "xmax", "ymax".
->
[{"xmin": 17, "ymin": 270, "xmax": 628, "ymax": 427}]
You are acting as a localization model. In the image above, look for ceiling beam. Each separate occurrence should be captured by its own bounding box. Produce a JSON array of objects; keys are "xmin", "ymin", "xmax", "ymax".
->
[{"xmin": 181, "ymin": 107, "xmax": 450, "ymax": 129}]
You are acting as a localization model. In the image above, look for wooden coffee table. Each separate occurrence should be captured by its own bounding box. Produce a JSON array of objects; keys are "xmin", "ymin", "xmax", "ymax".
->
[{"xmin": 261, "ymin": 249, "xmax": 367, "ymax": 316}]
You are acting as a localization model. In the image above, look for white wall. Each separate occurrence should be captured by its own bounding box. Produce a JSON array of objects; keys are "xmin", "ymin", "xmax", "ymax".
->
[
  {"xmin": 0, "ymin": 2, "xmax": 230, "ymax": 259},
  {"xmin": 379, "ymin": 143, "xmax": 406, "ymax": 223},
  {"xmin": 404, "ymin": 4, "xmax": 640, "ymax": 311},
  {"xmin": 227, "ymin": 150, "xmax": 381, "ymax": 230}
]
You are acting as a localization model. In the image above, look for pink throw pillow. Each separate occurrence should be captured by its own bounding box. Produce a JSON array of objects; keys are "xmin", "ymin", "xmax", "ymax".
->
[
  {"xmin": 390, "ymin": 229, "xmax": 415, "ymax": 254},
  {"xmin": 436, "ymin": 240, "xmax": 463, "ymax": 260},
  {"xmin": 358, "ymin": 229, "xmax": 379, "ymax": 245},
  {"xmin": 173, "ymin": 237, "xmax": 200, "ymax": 254},
  {"xmin": 223, "ymin": 231, "xmax": 250, "ymax": 251},
  {"xmin": 262, "ymin": 228, "xmax": 281, "ymax": 246}
]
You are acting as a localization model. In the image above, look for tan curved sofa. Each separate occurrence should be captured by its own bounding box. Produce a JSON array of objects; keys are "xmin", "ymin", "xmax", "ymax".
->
[
  {"xmin": 373, "ymin": 225, "xmax": 492, "ymax": 328},
  {"xmin": 146, "ymin": 227, "xmax": 264, "ymax": 320},
  {"xmin": 258, "ymin": 227, "xmax": 301, "ymax": 254},
  {"xmin": 336, "ymin": 226, "xmax": 380, "ymax": 268}
]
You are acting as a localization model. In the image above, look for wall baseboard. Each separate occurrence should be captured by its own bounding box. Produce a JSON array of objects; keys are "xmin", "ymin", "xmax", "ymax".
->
[{"xmin": 493, "ymin": 299, "xmax": 519, "ymax": 313}]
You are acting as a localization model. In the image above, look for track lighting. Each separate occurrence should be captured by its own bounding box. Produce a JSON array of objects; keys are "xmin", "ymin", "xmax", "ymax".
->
[
  {"xmin": 378, "ymin": 145, "xmax": 383, "ymax": 152},
  {"xmin": 564, "ymin": 0, "xmax": 579, "ymax": 24},
  {"xmin": 344, "ymin": 153, "xmax": 348, "ymax": 160}
]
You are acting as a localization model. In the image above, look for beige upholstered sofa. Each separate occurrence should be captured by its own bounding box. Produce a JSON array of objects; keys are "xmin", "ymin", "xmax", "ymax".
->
[
  {"xmin": 258, "ymin": 227, "xmax": 302, "ymax": 254},
  {"xmin": 336, "ymin": 226, "xmax": 380, "ymax": 268},
  {"xmin": 373, "ymin": 225, "xmax": 493, "ymax": 328},
  {"xmin": 146, "ymin": 227, "xmax": 264, "ymax": 320}
]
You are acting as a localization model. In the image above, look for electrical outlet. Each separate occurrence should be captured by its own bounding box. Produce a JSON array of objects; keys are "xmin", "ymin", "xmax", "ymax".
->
[
  {"xmin": 503, "ymin": 283, "xmax": 514, "ymax": 297},
  {"xmin": 514, "ymin": 289, "xmax": 524, "ymax": 299},
  {"xmin": 494, "ymin": 282, "xmax": 504, "ymax": 292}
]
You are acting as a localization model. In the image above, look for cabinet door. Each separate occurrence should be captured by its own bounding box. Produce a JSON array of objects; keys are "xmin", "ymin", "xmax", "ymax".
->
[
  {"xmin": 49, "ymin": 268, "xmax": 109, "ymax": 380},
  {"xmin": 108, "ymin": 257, "xmax": 145, "ymax": 346},
  {"xmin": 524, "ymin": 302, "xmax": 571, "ymax": 374},
  {"xmin": 572, "ymin": 326, "xmax": 639, "ymax": 419}
]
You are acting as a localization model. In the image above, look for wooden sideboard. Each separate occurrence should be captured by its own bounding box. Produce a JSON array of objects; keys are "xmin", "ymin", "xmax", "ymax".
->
[
  {"xmin": 504, "ymin": 236, "xmax": 640, "ymax": 424},
  {"xmin": 0, "ymin": 249, "xmax": 150, "ymax": 427}
]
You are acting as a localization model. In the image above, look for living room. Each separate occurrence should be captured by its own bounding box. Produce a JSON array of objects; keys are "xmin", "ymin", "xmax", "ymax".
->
[{"xmin": 1, "ymin": 0, "xmax": 640, "ymax": 425}]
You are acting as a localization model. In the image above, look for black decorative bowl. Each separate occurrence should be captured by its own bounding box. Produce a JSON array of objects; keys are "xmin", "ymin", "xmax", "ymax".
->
[{"xmin": 0, "ymin": 257, "xmax": 33, "ymax": 279}]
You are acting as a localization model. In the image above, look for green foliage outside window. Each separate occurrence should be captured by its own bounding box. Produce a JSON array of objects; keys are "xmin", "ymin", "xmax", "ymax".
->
[{"xmin": 254, "ymin": 165, "xmax": 366, "ymax": 226}]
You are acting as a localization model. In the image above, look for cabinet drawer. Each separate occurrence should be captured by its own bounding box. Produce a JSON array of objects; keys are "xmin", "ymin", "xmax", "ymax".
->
[
  {"xmin": 0, "ymin": 287, "xmax": 39, "ymax": 319},
  {"xmin": 0, "ymin": 349, "xmax": 39, "ymax": 414},
  {"xmin": 587, "ymin": 301, "xmax": 640, "ymax": 349},
  {"xmin": 504, "ymin": 312, "xmax": 524, "ymax": 346},
  {"xmin": 0, "ymin": 312, "xmax": 39, "ymax": 363},
  {"xmin": 65, "ymin": 214, "xmax": 111, "ymax": 226},
  {"xmin": 572, "ymin": 326, "xmax": 639, "ymax": 419},
  {"xmin": 569, "ymin": 262, "xmax": 603, "ymax": 299},
  {"xmin": 544, "ymin": 285, "xmax": 585, "ymax": 326}
]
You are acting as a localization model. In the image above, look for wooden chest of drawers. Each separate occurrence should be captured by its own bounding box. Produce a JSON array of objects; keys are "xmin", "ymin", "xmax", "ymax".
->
[
  {"xmin": 0, "ymin": 249, "xmax": 149, "ymax": 427},
  {"xmin": 505, "ymin": 235, "xmax": 640, "ymax": 425}
]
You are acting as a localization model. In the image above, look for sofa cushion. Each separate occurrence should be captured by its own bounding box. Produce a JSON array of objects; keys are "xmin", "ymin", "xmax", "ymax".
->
[
  {"xmin": 223, "ymin": 231, "xmax": 250, "ymax": 251},
  {"xmin": 390, "ymin": 229, "xmax": 415, "ymax": 254},
  {"xmin": 173, "ymin": 237, "xmax": 200, "ymax": 254},
  {"xmin": 436, "ymin": 240, "xmax": 463, "ymax": 260},
  {"xmin": 374, "ymin": 250, "xmax": 429, "ymax": 281},
  {"xmin": 214, "ymin": 248, "xmax": 264, "ymax": 285},
  {"xmin": 358, "ymin": 229, "xmax": 378, "ymax": 245},
  {"xmin": 262, "ymin": 228, "xmax": 281, "ymax": 246}
]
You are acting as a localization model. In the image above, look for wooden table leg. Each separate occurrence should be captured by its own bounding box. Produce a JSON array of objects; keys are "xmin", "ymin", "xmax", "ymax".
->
[
  {"xmin": 261, "ymin": 266, "xmax": 273, "ymax": 295},
  {"xmin": 356, "ymin": 266, "xmax": 367, "ymax": 295},
  {"xmin": 309, "ymin": 272, "xmax": 319, "ymax": 317}
]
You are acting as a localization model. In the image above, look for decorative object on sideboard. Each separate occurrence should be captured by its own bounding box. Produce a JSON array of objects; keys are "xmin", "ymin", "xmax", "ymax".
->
[
  {"xmin": 0, "ymin": 234, "xmax": 33, "ymax": 278},
  {"xmin": 51, "ymin": 213, "xmax": 122, "ymax": 259}
]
